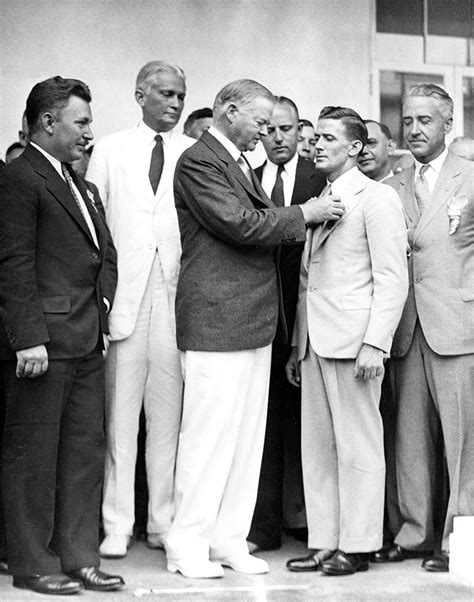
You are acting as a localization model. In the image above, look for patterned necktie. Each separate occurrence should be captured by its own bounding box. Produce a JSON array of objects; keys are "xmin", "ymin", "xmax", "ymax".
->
[
  {"xmin": 149, "ymin": 134, "xmax": 164, "ymax": 194},
  {"xmin": 61, "ymin": 163, "xmax": 99, "ymax": 246},
  {"xmin": 271, "ymin": 164, "xmax": 285, "ymax": 207},
  {"xmin": 237, "ymin": 153, "xmax": 252, "ymax": 183},
  {"xmin": 62, "ymin": 162, "xmax": 89, "ymax": 222},
  {"xmin": 414, "ymin": 164, "xmax": 430, "ymax": 215}
]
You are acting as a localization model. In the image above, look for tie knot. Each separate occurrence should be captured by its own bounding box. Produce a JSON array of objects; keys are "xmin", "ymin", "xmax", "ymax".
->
[
  {"xmin": 277, "ymin": 164, "xmax": 285, "ymax": 175},
  {"xmin": 155, "ymin": 134, "xmax": 163, "ymax": 143},
  {"xmin": 419, "ymin": 164, "xmax": 430, "ymax": 176}
]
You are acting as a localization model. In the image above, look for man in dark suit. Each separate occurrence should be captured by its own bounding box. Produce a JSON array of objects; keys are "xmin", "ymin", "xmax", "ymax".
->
[
  {"xmin": 165, "ymin": 79, "xmax": 345, "ymax": 579},
  {"xmin": 248, "ymin": 97, "xmax": 325, "ymax": 552},
  {"xmin": 0, "ymin": 76, "xmax": 123, "ymax": 595},
  {"xmin": 378, "ymin": 84, "xmax": 474, "ymax": 573}
]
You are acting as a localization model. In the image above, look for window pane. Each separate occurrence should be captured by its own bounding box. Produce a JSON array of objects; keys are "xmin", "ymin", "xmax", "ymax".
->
[
  {"xmin": 462, "ymin": 77, "xmax": 474, "ymax": 138},
  {"xmin": 380, "ymin": 71, "xmax": 445, "ymax": 148},
  {"xmin": 376, "ymin": 0, "xmax": 423, "ymax": 35},
  {"xmin": 428, "ymin": 0, "xmax": 472, "ymax": 38}
]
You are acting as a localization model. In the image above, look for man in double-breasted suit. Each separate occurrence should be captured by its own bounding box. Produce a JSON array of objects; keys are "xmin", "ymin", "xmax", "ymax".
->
[
  {"xmin": 248, "ymin": 96, "xmax": 325, "ymax": 552},
  {"xmin": 86, "ymin": 61, "xmax": 194, "ymax": 557},
  {"xmin": 378, "ymin": 84, "xmax": 474, "ymax": 573},
  {"xmin": 165, "ymin": 79, "xmax": 344, "ymax": 579},
  {"xmin": 286, "ymin": 106, "xmax": 408, "ymax": 576},
  {"xmin": 0, "ymin": 76, "xmax": 122, "ymax": 595}
]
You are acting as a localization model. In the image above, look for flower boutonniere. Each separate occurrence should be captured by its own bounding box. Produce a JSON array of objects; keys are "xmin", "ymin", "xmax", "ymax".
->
[
  {"xmin": 86, "ymin": 189, "xmax": 99, "ymax": 213},
  {"xmin": 446, "ymin": 195, "xmax": 468, "ymax": 235}
]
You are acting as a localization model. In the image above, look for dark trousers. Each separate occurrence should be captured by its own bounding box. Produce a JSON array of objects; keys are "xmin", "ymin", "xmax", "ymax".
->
[
  {"xmin": 2, "ymin": 350, "xmax": 105, "ymax": 576},
  {"xmin": 248, "ymin": 342, "xmax": 305, "ymax": 549},
  {"xmin": 0, "ymin": 364, "xmax": 6, "ymax": 561}
]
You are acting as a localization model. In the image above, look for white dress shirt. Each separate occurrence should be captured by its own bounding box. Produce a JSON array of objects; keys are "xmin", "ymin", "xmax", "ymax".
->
[
  {"xmin": 261, "ymin": 152, "xmax": 298, "ymax": 207},
  {"xmin": 414, "ymin": 146, "xmax": 448, "ymax": 195}
]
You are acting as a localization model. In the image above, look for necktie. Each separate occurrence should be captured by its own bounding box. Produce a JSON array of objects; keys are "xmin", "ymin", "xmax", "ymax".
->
[
  {"xmin": 237, "ymin": 154, "xmax": 253, "ymax": 183},
  {"xmin": 61, "ymin": 163, "xmax": 99, "ymax": 246},
  {"xmin": 149, "ymin": 134, "xmax": 164, "ymax": 194},
  {"xmin": 271, "ymin": 164, "xmax": 285, "ymax": 207},
  {"xmin": 414, "ymin": 164, "xmax": 430, "ymax": 215}
]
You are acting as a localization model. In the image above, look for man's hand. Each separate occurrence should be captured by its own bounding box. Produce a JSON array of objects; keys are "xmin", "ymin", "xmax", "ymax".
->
[
  {"xmin": 300, "ymin": 195, "xmax": 345, "ymax": 225},
  {"xmin": 354, "ymin": 343, "xmax": 384, "ymax": 381},
  {"xmin": 15, "ymin": 345, "xmax": 49, "ymax": 378},
  {"xmin": 285, "ymin": 347, "xmax": 301, "ymax": 388}
]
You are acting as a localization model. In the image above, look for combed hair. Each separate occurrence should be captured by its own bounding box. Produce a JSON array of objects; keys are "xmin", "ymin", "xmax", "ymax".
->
[
  {"xmin": 274, "ymin": 96, "xmax": 299, "ymax": 120},
  {"xmin": 26, "ymin": 76, "xmax": 91, "ymax": 134},
  {"xmin": 136, "ymin": 60, "xmax": 185, "ymax": 91},
  {"xmin": 364, "ymin": 119, "xmax": 392, "ymax": 140},
  {"xmin": 299, "ymin": 118, "xmax": 314, "ymax": 128},
  {"xmin": 213, "ymin": 79, "xmax": 274, "ymax": 116},
  {"xmin": 184, "ymin": 107, "xmax": 213, "ymax": 130},
  {"xmin": 404, "ymin": 83, "xmax": 453, "ymax": 119},
  {"xmin": 319, "ymin": 106, "xmax": 368, "ymax": 146}
]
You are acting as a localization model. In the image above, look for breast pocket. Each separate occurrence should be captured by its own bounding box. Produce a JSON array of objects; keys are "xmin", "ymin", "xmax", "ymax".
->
[{"xmin": 41, "ymin": 296, "xmax": 71, "ymax": 313}]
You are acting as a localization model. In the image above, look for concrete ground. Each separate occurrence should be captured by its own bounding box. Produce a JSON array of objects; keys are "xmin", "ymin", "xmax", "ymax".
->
[{"xmin": 1, "ymin": 536, "xmax": 473, "ymax": 601}]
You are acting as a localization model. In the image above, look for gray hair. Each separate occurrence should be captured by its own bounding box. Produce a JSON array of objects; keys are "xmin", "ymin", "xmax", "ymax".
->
[
  {"xmin": 404, "ymin": 83, "xmax": 453, "ymax": 120},
  {"xmin": 136, "ymin": 60, "xmax": 185, "ymax": 92},
  {"xmin": 213, "ymin": 79, "xmax": 274, "ymax": 118}
]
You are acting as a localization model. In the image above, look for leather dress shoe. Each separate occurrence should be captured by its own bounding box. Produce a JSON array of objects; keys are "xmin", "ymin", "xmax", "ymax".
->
[
  {"xmin": 66, "ymin": 566, "xmax": 125, "ymax": 591},
  {"xmin": 286, "ymin": 549, "xmax": 335, "ymax": 572},
  {"xmin": 13, "ymin": 573, "xmax": 83, "ymax": 595},
  {"xmin": 320, "ymin": 550, "xmax": 369, "ymax": 576},
  {"xmin": 372, "ymin": 544, "xmax": 426, "ymax": 563},
  {"xmin": 422, "ymin": 552, "xmax": 449, "ymax": 572}
]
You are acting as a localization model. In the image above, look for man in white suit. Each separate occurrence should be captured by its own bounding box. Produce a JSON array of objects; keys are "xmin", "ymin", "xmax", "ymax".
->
[
  {"xmin": 86, "ymin": 60, "xmax": 194, "ymax": 557},
  {"xmin": 286, "ymin": 106, "xmax": 408, "ymax": 575}
]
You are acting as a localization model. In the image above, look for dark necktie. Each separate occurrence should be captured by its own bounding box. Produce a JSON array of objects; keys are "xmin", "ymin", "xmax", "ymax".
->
[
  {"xmin": 271, "ymin": 164, "xmax": 285, "ymax": 207},
  {"xmin": 414, "ymin": 163, "xmax": 430, "ymax": 215},
  {"xmin": 149, "ymin": 134, "xmax": 164, "ymax": 194}
]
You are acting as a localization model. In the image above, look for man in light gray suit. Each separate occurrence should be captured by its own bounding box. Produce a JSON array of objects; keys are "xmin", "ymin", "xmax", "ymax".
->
[{"xmin": 377, "ymin": 84, "xmax": 474, "ymax": 572}]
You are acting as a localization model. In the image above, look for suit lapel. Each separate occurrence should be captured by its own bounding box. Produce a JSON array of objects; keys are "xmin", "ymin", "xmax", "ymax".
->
[
  {"xmin": 396, "ymin": 168, "xmax": 419, "ymax": 229},
  {"xmin": 25, "ymin": 146, "xmax": 98, "ymax": 245},
  {"xmin": 201, "ymin": 132, "xmax": 274, "ymax": 208}
]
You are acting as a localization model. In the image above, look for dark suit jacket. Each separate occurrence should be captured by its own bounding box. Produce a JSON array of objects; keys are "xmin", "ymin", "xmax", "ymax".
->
[
  {"xmin": 174, "ymin": 131, "xmax": 307, "ymax": 352},
  {"xmin": 255, "ymin": 157, "xmax": 326, "ymax": 342},
  {"xmin": 386, "ymin": 152, "xmax": 474, "ymax": 357},
  {"xmin": 0, "ymin": 144, "xmax": 117, "ymax": 360}
]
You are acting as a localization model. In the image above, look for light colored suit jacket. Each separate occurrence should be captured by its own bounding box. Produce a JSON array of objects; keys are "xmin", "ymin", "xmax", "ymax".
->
[
  {"xmin": 86, "ymin": 122, "xmax": 194, "ymax": 340},
  {"xmin": 293, "ymin": 167, "xmax": 408, "ymax": 360},
  {"xmin": 386, "ymin": 152, "xmax": 474, "ymax": 357}
]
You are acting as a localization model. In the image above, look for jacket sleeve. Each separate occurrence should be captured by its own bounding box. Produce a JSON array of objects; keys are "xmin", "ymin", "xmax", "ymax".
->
[
  {"xmin": 174, "ymin": 151, "xmax": 307, "ymax": 247},
  {"xmin": 0, "ymin": 171, "xmax": 50, "ymax": 351}
]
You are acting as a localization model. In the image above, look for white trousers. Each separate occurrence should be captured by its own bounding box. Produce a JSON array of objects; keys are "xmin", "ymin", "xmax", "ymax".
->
[
  {"xmin": 301, "ymin": 344, "xmax": 385, "ymax": 553},
  {"xmin": 102, "ymin": 252, "xmax": 183, "ymax": 537},
  {"xmin": 166, "ymin": 346, "xmax": 272, "ymax": 561}
]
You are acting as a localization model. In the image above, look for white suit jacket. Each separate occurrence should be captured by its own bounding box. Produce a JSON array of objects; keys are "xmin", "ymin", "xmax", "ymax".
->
[
  {"xmin": 86, "ymin": 122, "xmax": 194, "ymax": 340},
  {"xmin": 293, "ymin": 167, "xmax": 408, "ymax": 360}
]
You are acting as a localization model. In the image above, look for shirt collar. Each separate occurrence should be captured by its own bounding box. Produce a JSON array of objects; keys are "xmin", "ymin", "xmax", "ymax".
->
[
  {"xmin": 208, "ymin": 125, "xmax": 241, "ymax": 162},
  {"xmin": 265, "ymin": 152, "xmax": 298, "ymax": 178},
  {"xmin": 380, "ymin": 170, "xmax": 394, "ymax": 183},
  {"xmin": 414, "ymin": 146, "xmax": 448, "ymax": 177},
  {"xmin": 328, "ymin": 165, "xmax": 361, "ymax": 197},
  {"xmin": 137, "ymin": 120, "xmax": 174, "ymax": 146},
  {"xmin": 30, "ymin": 141, "xmax": 64, "ymax": 178}
]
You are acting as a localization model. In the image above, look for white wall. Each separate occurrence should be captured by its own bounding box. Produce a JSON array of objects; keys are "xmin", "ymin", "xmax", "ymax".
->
[{"xmin": 0, "ymin": 0, "xmax": 373, "ymax": 157}]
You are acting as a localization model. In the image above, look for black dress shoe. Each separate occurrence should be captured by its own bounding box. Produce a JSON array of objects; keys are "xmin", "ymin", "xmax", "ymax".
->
[
  {"xmin": 372, "ymin": 544, "xmax": 427, "ymax": 563},
  {"xmin": 13, "ymin": 573, "xmax": 83, "ymax": 595},
  {"xmin": 320, "ymin": 550, "xmax": 369, "ymax": 576},
  {"xmin": 286, "ymin": 549, "xmax": 335, "ymax": 572},
  {"xmin": 66, "ymin": 566, "xmax": 125, "ymax": 591},
  {"xmin": 422, "ymin": 552, "xmax": 449, "ymax": 572}
]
